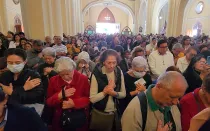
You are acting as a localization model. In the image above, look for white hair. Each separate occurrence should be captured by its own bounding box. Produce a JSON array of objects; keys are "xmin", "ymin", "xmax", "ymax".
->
[
  {"xmin": 157, "ymin": 71, "xmax": 188, "ymax": 89},
  {"xmin": 77, "ymin": 51, "xmax": 90, "ymax": 63},
  {"xmin": 54, "ymin": 57, "xmax": 76, "ymax": 72},
  {"xmin": 132, "ymin": 56, "xmax": 147, "ymax": 68},
  {"xmin": 172, "ymin": 43, "xmax": 183, "ymax": 50},
  {"xmin": 42, "ymin": 47, "xmax": 56, "ymax": 57}
]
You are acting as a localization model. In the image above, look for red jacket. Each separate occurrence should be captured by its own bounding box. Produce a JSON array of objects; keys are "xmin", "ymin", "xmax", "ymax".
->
[
  {"xmin": 180, "ymin": 88, "xmax": 206, "ymax": 131},
  {"xmin": 46, "ymin": 70, "xmax": 90, "ymax": 131}
]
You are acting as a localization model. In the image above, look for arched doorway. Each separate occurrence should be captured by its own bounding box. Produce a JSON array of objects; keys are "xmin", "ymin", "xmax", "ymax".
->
[
  {"xmin": 151, "ymin": 0, "xmax": 168, "ymax": 34},
  {"xmin": 139, "ymin": 1, "xmax": 147, "ymax": 34},
  {"xmin": 82, "ymin": 0, "xmax": 135, "ymax": 33},
  {"xmin": 158, "ymin": 3, "xmax": 168, "ymax": 34}
]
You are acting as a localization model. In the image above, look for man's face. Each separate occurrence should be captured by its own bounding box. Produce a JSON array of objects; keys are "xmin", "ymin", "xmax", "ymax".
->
[
  {"xmin": 55, "ymin": 36, "xmax": 62, "ymax": 45},
  {"xmin": 33, "ymin": 45, "xmax": 43, "ymax": 53},
  {"xmin": 157, "ymin": 79, "xmax": 187, "ymax": 107},
  {"xmin": 158, "ymin": 43, "xmax": 168, "ymax": 55},
  {"xmin": 136, "ymin": 35, "xmax": 142, "ymax": 41},
  {"xmin": 152, "ymin": 39, "xmax": 157, "ymax": 45},
  {"xmin": 186, "ymin": 49, "xmax": 197, "ymax": 61}
]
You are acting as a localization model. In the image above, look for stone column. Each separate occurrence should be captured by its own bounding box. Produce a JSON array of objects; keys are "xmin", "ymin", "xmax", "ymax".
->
[
  {"xmin": 71, "ymin": 0, "xmax": 82, "ymax": 35},
  {"xmin": 20, "ymin": 0, "xmax": 46, "ymax": 39},
  {"xmin": 51, "ymin": 0, "xmax": 63, "ymax": 37},
  {"xmin": 146, "ymin": 0, "xmax": 153, "ymax": 34},
  {"xmin": 166, "ymin": 0, "xmax": 182, "ymax": 36},
  {"xmin": 0, "ymin": 0, "xmax": 8, "ymax": 34}
]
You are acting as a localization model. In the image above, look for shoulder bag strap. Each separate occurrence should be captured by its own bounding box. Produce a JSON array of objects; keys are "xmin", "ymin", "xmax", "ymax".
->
[
  {"xmin": 192, "ymin": 91, "xmax": 201, "ymax": 113},
  {"xmin": 137, "ymin": 92, "xmax": 147, "ymax": 131}
]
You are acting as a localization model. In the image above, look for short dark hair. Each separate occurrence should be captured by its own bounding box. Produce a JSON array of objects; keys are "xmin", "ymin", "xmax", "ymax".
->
[
  {"xmin": 114, "ymin": 45, "xmax": 124, "ymax": 57},
  {"xmin": 157, "ymin": 39, "xmax": 167, "ymax": 48},
  {"xmin": 5, "ymin": 48, "xmax": 27, "ymax": 61},
  {"xmin": 203, "ymin": 73, "xmax": 210, "ymax": 93},
  {"xmin": 19, "ymin": 32, "xmax": 25, "ymax": 36},
  {"xmin": 99, "ymin": 49, "xmax": 120, "ymax": 64},
  {"xmin": 199, "ymin": 44, "xmax": 208, "ymax": 51},
  {"xmin": 152, "ymin": 37, "xmax": 156, "ymax": 41},
  {"xmin": 33, "ymin": 40, "xmax": 43, "ymax": 46}
]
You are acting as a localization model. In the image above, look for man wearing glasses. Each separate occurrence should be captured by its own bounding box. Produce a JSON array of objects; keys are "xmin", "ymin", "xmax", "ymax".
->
[{"xmin": 148, "ymin": 39, "xmax": 174, "ymax": 80}]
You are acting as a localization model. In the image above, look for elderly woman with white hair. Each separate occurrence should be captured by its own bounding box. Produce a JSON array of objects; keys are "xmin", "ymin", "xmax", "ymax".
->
[
  {"xmin": 46, "ymin": 57, "xmax": 90, "ymax": 131},
  {"xmin": 120, "ymin": 56, "xmax": 152, "ymax": 113}
]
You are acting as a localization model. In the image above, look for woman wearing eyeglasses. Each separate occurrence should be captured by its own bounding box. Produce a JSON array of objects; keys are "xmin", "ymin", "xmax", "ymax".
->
[{"xmin": 183, "ymin": 55, "xmax": 209, "ymax": 94}]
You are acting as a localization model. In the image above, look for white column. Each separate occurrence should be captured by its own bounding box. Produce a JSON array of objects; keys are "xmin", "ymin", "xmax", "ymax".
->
[
  {"xmin": 52, "ymin": 0, "xmax": 63, "ymax": 37},
  {"xmin": 71, "ymin": 0, "xmax": 82, "ymax": 35},
  {"xmin": 0, "ymin": 0, "xmax": 8, "ymax": 34}
]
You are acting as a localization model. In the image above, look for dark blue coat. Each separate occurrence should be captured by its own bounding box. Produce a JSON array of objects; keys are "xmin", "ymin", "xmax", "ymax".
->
[{"xmin": 4, "ymin": 104, "xmax": 47, "ymax": 131}]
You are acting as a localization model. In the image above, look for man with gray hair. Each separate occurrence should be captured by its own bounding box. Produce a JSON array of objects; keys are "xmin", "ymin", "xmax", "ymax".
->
[{"xmin": 122, "ymin": 71, "xmax": 188, "ymax": 131}]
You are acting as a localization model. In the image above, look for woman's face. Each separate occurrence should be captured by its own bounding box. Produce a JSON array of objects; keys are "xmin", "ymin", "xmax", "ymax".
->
[
  {"xmin": 184, "ymin": 39, "xmax": 191, "ymax": 45},
  {"xmin": 103, "ymin": 55, "xmax": 117, "ymax": 73},
  {"xmin": 7, "ymin": 55, "xmax": 25, "ymax": 65},
  {"xmin": 194, "ymin": 58, "xmax": 206, "ymax": 72},
  {"xmin": 15, "ymin": 35, "xmax": 20, "ymax": 42},
  {"xmin": 44, "ymin": 55, "xmax": 55, "ymax": 64},
  {"xmin": 25, "ymin": 44, "xmax": 32, "ymax": 51},
  {"xmin": 21, "ymin": 40, "xmax": 27, "ymax": 47},
  {"xmin": 59, "ymin": 70, "xmax": 74, "ymax": 81}
]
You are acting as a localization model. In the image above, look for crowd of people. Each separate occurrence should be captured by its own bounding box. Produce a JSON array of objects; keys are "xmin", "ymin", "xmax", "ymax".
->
[{"xmin": 0, "ymin": 31, "xmax": 210, "ymax": 131}]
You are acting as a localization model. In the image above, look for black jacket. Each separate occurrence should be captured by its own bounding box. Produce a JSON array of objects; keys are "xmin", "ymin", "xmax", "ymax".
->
[
  {"xmin": 37, "ymin": 63, "xmax": 57, "ymax": 97},
  {"xmin": 0, "ymin": 68, "xmax": 44, "ymax": 104},
  {"xmin": 91, "ymin": 64, "xmax": 121, "ymax": 111},
  {"xmin": 4, "ymin": 104, "xmax": 47, "ymax": 131}
]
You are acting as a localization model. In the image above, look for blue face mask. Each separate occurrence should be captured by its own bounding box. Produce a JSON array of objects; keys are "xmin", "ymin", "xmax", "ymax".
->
[
  {"xmin": 7, "ymin": 63, "xmax": 25, "ymax": 73},
  {"xmin": 133, "ymin": 70, "xmax": 146, "ymax": 78}
]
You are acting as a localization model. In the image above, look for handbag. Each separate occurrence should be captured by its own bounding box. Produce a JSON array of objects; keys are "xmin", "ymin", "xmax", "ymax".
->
[
  {"xmin": 89, "ymin": 108, "xmax": 115, "ymax": 131},
  {"xmin": 60, "ymin": 86, "xmax": 87, "ymax": 130}
]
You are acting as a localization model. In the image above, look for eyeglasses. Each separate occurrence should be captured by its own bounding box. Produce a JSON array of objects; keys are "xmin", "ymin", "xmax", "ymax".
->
[{"xmin": 159, "ymin": 46, "xmax": 168, "ymax": 49}]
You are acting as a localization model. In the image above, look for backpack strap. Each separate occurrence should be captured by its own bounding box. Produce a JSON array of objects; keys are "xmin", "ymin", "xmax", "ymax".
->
[{"xmin": 137, "ymin": 92, "xmax": 148, "ymax": 131}]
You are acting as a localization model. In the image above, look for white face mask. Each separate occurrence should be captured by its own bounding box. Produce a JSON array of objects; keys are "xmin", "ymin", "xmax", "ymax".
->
[
  {"xmin": 7, "ymin": 63, "xmax": 25, "ymax": 73},
  {"xmin": 133, "ymin": 70, "xmax": 146, "ymax": 78}
]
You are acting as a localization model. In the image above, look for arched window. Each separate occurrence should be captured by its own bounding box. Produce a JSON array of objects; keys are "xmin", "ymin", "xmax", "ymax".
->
[
  {"xmin": 84, "ymin": 25, "xmax": 95, "ymax": 35},
  {"xmin": 122, "ymin": 26, "xmax": 132, "ymax": 35},
  {"xmin": 97, "ymin": 8, "xmax": 115, "ymax": 23}
]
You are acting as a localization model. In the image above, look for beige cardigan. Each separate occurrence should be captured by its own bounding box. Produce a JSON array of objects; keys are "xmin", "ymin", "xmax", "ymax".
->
[{"xmin": 122, "ymin": 96, "xmax": 182, "ymax": 131}]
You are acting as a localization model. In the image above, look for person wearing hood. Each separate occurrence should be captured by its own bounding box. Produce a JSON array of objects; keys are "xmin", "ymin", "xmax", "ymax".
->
[
  {"xmin": 27, "ymin": 40, "xmax": 44, "ymax": 69},
  {"xmin": 76, "ymin": 51, "xmax": 96, "ymax": 78},
  {"xmin": 120, "ymin": 56, "xmax": 152, "ymax": 113}
]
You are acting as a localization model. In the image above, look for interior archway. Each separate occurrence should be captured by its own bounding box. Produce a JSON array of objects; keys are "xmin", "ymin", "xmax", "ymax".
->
[
  {"xmin": 151, "ymin": 0, "xmax": 168, "ymax": 34},
  {"xmin": 182, "ymin": 0, "xmax": 210, "ymax": 36},
  {"xmin": 82, "ymin": 0, "xmax": 135, "ymax": 33}
]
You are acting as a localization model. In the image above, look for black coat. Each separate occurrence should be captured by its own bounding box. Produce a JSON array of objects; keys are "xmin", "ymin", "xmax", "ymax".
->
[
  {"xmin": 4, "ymin": 104, "xmax": 47, "ymax": 131},
  {"xmin": 0, "ymin": 68, "xmax": 44, "ymax": 104},
  {"xmin": 119, "ymin": 72, "xmax": 152, "ymax": 113},
  {"xmin": 37, "ymin": 63, "xmax": 57, "ymax": 97},
  {"xmin": 183, "ymin": 70, "xmax": 202, "ymax": 94}
]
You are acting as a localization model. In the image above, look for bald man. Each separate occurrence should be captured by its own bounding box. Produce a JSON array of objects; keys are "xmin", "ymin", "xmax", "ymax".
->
[
  {"xmin": 122, "ymin": 71, "xmax": 188, "ymax": 131},
  {"xmin": 44, "ymin": 36, "xmax": 52, "ymax": 48}
]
